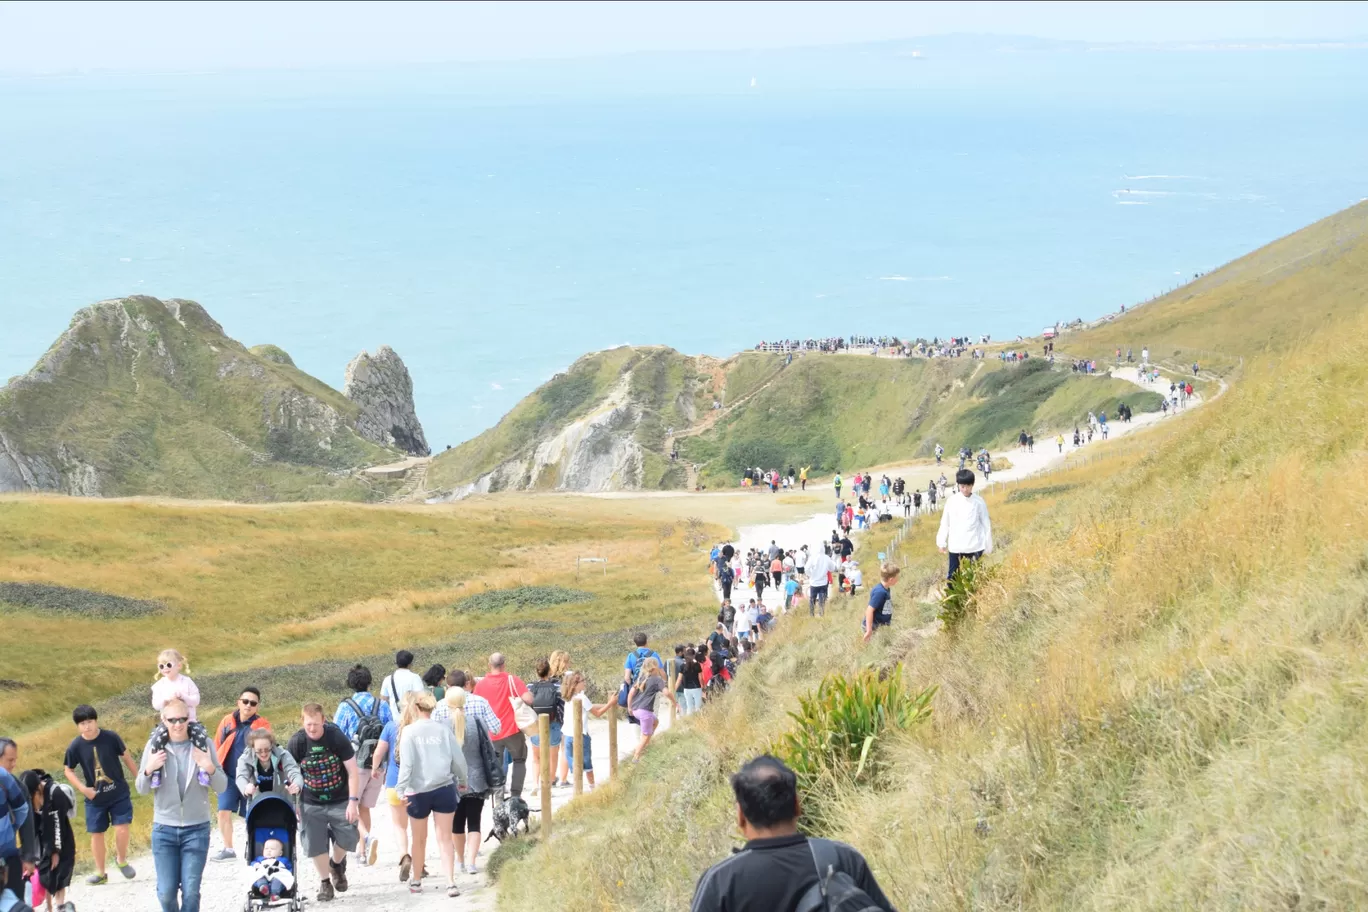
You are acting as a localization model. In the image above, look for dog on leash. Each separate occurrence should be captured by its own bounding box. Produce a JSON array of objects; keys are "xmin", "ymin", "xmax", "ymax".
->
[{"xmin": 485, "ymin": 795, "xmax": 531, "ymax": 843}]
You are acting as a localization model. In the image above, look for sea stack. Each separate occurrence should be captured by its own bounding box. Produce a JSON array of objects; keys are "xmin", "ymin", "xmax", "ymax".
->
[{"xmin": 343, "ymin": 346, "xmax": 430, "ymax": 456}]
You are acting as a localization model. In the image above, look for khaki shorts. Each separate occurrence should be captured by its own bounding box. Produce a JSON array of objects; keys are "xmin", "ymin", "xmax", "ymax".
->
[
  {"xmin": 299, "ymin": 801, "xmax": 360, "ymax": 859},
  {"xmin": 359, "ymin": 772, "xmax": 384, "ymax": 809}
]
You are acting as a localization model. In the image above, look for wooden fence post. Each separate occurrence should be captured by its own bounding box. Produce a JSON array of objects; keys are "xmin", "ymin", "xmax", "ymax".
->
[
  {"xmin": 572, "ymin": 698, "xmax": 584, "ymax": 797},
  {"xmin": 539, "ymin": 714, "xmax": 552, "ymax": 837},
  {"xmin": 607, "ymin": 701, "xmax": 618, "ymax": 779}
]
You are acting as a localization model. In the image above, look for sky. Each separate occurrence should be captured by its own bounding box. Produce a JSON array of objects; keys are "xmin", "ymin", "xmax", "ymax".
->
[{"xmin": 2, "ymin": 0, "xmax": 1366, "ymax": 73}]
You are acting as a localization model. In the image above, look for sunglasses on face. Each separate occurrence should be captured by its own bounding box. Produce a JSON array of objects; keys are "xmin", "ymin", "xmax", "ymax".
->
[
  {"xmin": 240, "ymin": 698, "xmax": 258, "ymax": 706},
  {"xmin": 164, "ymin": 717, "xmax": 189, "ymax": 725},
  {"xmin": 158, "ymin": 662, "xmax": 176, "ymax": 670}
]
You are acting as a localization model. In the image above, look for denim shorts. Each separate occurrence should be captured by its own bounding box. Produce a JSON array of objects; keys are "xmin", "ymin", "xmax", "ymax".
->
[
  {"xmin": 85, "ymin": 794, "xmax": 134, "ymax": 834},
  {"xmin": 528, "ymin": 719, "xmax": 563, "ymax": 748}
]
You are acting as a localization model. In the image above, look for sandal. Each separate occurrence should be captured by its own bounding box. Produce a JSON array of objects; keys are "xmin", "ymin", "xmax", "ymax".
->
[
  {"xmin": 409, "ymin": 880, "xmax": 423, "ymax": 894},
  {"xmin": 447, "ymin": 883, "xmax": 461, "ymax": 897}
]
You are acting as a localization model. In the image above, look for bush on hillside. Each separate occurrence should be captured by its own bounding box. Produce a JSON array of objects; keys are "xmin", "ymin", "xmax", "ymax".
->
[
  {"xmin": 938, "ymin": 557, "xmax": 994, "ymax": 635},
  {"xmin": 775, "ymin": 666, "xmax": 935, "ymax": 834},
  {"xmin": 973, "ymin": 357, "xmax": 1053, "ymax": 397},
  {"xmin": 0, "ymin": 582, "xmax": 164, "ymax": 618},
  {"xmin": 449, "ymin": 586, "xmax": 594, "ymax": 614},
  {"xmin": 723, "ymin": 432, "xmax": 840, "ymax": 477}
]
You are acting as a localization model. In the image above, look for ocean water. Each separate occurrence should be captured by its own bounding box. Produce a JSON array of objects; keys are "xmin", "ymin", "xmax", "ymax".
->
[{"xmin": 3, "ymin": 42, "xmax": 1366, "ymax": 446}]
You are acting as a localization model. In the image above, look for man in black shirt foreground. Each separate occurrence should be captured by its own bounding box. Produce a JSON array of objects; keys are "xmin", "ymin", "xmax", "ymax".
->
[{"xmin": 690, "ymin": 755, "xmax": 897, "ymax": 912}]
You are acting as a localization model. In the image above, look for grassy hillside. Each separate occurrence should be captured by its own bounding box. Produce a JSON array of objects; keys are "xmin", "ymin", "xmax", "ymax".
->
[
  {"xmin": 434, "ymin": 344, "xmax": 1160, "ymax": 495},
  {"xmin": 487, "ymin": 205, "xmax": 1368, "ymax": 910},
  {"xmin": 684, "ymin": 355, "xmax": 1160, "ymax": 487},
  {"xmin": 0, "ymin": 296, "xmax": 402, "ymax": 501},
  {"xmin": 1063, "ymin": 200, "xmax": 1368, "ymax": 368}
]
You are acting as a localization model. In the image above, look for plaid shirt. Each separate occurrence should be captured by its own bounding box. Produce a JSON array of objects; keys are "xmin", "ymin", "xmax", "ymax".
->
[
  {"xmin": 333, "ymin": 691, "xmax": 393, "ymax": 739},
  {"xmin": 431, "ymin": 690, "xmax": 501, "ymax": 737}
]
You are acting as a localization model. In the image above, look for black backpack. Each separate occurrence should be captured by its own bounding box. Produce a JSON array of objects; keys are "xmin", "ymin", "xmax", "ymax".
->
[
  {"xmin": 528, "ymin": 679, "xmax": 564, "ymax": 725},
  {"xmin": 796, "ymin": 838, "xmax": 884, "ymax": 912},
  {"xmin": 344, "ymin": 697, "xmax": 385, "ymax": 771}
]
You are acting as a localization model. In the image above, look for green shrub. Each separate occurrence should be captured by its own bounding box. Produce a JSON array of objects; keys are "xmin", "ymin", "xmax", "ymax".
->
[
  {"xmin": 775, "ymin": 665, "xmax": 935, "ymax": 833},
  {"xmin": 938, "ymin": 557, "xmax": 994, "ymax": 634},
  {"xmin": 449, "ymin": 585, "xmax": 593, "ymax": 614},
  {"xmin": 0, "ymin": 582, "xmax": 164, "ymax": 618}
]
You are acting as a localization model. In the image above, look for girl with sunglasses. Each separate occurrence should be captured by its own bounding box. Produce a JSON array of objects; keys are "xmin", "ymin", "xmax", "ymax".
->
[{"xmin": 148, "ymin": 649, "xmax": 212, "ymax": 788}]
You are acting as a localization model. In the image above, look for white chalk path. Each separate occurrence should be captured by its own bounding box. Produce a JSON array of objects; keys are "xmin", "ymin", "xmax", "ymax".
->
[{"xmin": 70, "ymin": 709, "xmax": 673, "ymax": 912}]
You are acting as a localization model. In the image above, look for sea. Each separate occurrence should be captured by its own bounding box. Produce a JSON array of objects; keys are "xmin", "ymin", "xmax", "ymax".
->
[{"xmin": 3, "ymin": 39, "xmax": 1367, "ymax": 447}]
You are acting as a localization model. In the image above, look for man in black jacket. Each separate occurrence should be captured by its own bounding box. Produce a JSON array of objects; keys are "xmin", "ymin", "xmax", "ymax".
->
[{"xmin": 690, "ymin": 755, "xmax": 896, "ymax": 912}]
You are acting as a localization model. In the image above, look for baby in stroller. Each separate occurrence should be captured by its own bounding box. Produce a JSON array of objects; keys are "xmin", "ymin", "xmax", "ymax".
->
[
  {"xmin": 249, "ymin": 839, "xmax": 294, "ymax": 901},
  {"xmin": 243, "ymin": 793, "xmax": 302, "ymax": 911}
]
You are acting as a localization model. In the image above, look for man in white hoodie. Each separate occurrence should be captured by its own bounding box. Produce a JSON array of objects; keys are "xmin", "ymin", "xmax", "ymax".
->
[{"xmin": 936, "ymin": 468, "xmax": 993, "ymax": 579}]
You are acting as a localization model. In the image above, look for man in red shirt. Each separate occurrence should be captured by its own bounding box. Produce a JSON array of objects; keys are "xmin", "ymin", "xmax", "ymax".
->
[{"xmin": 472, "ymin": 653, "xmax": 534, "ymax": 799}]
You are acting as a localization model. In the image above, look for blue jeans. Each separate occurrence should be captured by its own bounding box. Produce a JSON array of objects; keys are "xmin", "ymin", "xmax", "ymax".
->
[{"xmin": 152, "ymin": 822, "xmax": 210, "ymax": 912}]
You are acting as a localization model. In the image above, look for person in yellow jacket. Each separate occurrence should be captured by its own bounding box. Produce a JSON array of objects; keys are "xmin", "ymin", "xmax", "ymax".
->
[{"xmin": 799, "ymin": 466, "xmax": 810, "ymax": 491}]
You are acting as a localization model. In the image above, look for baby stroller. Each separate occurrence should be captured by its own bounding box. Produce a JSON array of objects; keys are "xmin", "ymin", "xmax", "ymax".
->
[{"xmin": 242, "ymin": 793, "xmax": 302, "ymax": 912}]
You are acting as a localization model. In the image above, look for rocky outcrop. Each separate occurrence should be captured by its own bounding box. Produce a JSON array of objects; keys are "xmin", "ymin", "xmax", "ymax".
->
[
  {"xmin": 0, "ymin": 296, "xmax": 406, "ymax": 501},
  {"xmin": 343, "ymin": 346, "xmax": 429, "ymax": 456}
]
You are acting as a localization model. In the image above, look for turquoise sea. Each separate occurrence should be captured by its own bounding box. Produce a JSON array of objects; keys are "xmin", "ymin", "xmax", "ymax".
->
[{"xmin": 3, "ymin": 40, "xmax": 1367, "ymax": 446}]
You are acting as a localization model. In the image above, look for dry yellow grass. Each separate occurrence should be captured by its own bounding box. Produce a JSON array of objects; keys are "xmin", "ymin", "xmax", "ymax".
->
[{"xmin": 492, "ymin": 307, "xmax": 1368, "ymax": 909}]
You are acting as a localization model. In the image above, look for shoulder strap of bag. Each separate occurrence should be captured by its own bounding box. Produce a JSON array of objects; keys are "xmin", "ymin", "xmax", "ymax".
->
[{"xmin": 807, "ymin": 837, "xmax": 838, "ymax": 902}]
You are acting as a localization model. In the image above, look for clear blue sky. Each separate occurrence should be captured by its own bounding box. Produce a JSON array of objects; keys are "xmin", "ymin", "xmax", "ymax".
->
[{"xmin": 1, "ymin": 1, "xmax": 1365, "ymax": 73}]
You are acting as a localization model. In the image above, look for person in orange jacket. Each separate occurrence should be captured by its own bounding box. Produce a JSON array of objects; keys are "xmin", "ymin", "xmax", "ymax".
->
[{"xmin": 210, "ymin": 687, "xmax": 271, "ymax": 862}]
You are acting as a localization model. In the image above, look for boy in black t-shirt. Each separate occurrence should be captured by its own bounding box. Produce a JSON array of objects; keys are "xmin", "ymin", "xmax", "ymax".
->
[
  {"xmin": 61, "ymin": 704, "xmax": 139, "ymax": 885},
  {"xmin": 862, "ymin": 563, "xmax": 900, "ymax": 645}
]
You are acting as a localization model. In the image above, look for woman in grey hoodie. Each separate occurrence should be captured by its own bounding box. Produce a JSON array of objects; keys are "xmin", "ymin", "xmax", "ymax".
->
[
  {"xmin": 235, "ymin": 729, "xmax": 302, "ymax": 801},
  {"xmin": 396, "ymin": 692, "xmax": 467, "ymax": 897}
]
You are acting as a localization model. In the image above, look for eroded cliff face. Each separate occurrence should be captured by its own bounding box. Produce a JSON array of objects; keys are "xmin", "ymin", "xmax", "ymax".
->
[
  {"xmin": 434, "ymin": 374, "xmax": 645, "ymax": 500},
  {"xmin": 343, "ymin": 346, "xmax": 430, "ymax": 457}
]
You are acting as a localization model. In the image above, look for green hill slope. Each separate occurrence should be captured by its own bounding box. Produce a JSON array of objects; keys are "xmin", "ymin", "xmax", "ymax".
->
[
  {"xmin": 0, "ymin": 296, "xmax": 403, "ymax": 501},
  {"xmin": 684, "ymin": 354, "xmax": 1159, "ymax": 486},
  {"xmin": 430, "ymin": 346, "xmax": 1160, "ymax": 496},
  {"xmin": 489, "ymin": 210, "xmax": 1368, "ymax": 910}
]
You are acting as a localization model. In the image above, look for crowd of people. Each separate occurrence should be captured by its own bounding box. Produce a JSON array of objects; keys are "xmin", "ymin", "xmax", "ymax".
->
[{"xmin": 0, "ymin": 636, "xmax": 692, "ymax": 911}]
